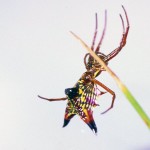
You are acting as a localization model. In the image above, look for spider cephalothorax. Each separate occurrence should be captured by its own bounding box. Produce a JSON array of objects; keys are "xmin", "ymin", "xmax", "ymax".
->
[{"xmin": 84, "ymin": 52, "xmax": 108, "ymax": 77}]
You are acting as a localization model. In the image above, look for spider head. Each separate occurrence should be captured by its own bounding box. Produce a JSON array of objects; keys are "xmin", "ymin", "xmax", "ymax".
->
[{"xmin": 84, "ymin": 52, "xmax": 108, "ymax": 74}]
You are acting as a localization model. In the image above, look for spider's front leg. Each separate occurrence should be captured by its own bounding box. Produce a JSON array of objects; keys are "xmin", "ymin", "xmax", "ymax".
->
[
  {"xmin": 106, "ymin": 5, "xmax": 130, "ymax": 61},
  {"xmin": 38, "ymin": 95, "xmax": 67, "ymax": 102},
  {"xmin": 92, "ymin": 79, "xmax": 116, "ymax": 114}
]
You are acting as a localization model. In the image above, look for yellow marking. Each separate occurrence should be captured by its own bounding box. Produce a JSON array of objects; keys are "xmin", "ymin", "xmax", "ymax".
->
[
  {"xmin": 81, "ymin": 96, "xmax": 85, "ymax": 102},
  {"xmin": 94, "ymin": 70, "xmax": 100, "ymax": 77},
  {"xmin": 82, "ymin": 103, "xmax": 85, "ymax": 108},
  {"xmin": 78, "ymin": 80, "xmax": 84, "ymax": 84},
  {"xmin": 86, "ymin": 104, "xmax": 89, "ymax": 108},
  {"xmin": 79, "ymin": 89, "xmax": 82, "ymax": 94}
]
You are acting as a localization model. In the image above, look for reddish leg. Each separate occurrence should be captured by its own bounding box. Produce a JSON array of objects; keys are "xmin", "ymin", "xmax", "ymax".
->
[
  {"xmin": 92, "ymin": 79, "xmax": 116, "ymax": 114},
  {"xmin": 84, "ymin": 13, "xmax": 98, "ymax": 67},
  {"xmin": 95, "ymin": 10, "xmax": 107, "ymax": 52},
  {"xmin": 84, "ymin": 11, "xmax": 107, "ymax": 67},
  {"xmin": 91, "ymin": 13, "xmax": 98, "ymax": 51},
  {"xmin": 106, "ymin": 5, "xmax": 130, "ymax": 61},
  {"xmin": 38, "ymin": 95, "xmax": 67, "ymax": 102}
]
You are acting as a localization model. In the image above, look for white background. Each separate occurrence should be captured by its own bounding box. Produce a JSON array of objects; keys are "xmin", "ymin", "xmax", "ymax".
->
[{"xmin": 0, "ymin": 0, "xmax": 150, "ymax": 150}]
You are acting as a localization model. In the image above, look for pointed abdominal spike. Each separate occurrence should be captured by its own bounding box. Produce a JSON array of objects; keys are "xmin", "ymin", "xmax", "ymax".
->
[
  {"xmin": 87, "ymin": 120, "xmax": 98, "ymax": 134},
  {"xmin": 63, "ymin": 119, "xmax": 70, "ymax": 128}
]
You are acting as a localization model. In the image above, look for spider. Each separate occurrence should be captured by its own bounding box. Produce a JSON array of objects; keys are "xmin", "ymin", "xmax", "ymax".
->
[{"xmin": 38, "ymin": 5, "xmax": 129, "ymax": 134}]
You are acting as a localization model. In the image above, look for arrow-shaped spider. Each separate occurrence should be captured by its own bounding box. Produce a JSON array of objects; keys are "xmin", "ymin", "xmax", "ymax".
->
[{"xmin": 38, "ymin": 5, "xmax": 129, "ymax": 134}]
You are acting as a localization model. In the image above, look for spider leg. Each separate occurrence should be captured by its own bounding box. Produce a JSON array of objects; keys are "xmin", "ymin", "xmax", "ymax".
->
[
  {"xmin": 84, "ymin": 14, "xmax": 98, "ymax": 67},
  {"xmin": 92, "ymin": 79, "xmax": 116, "ymax": 114},
  {"xmin": 95, "ymin": 10, "xmax": 107, "ymax": 52},
  {"xmin": 106, "ymin": 5, "xmax": 130, "ymax": 61},
  {"xmin": 38, "ymin": 95, "xmax": 67, "ymax": 102},
  {"xmin": 91, "ymin": 13, "xmax": 98, "ymax": 51},
  {"xmin": 84, "ymin": 11, "xmax": 107, "ymax": 68}
]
